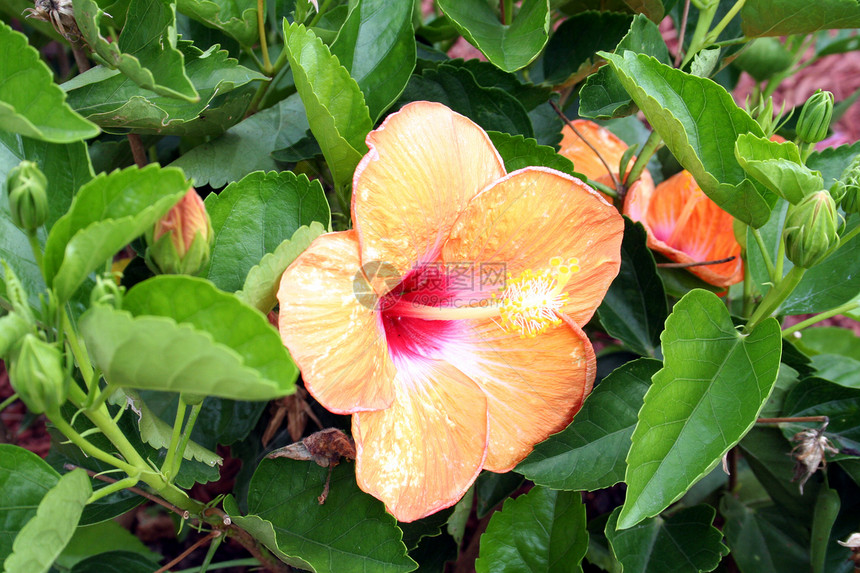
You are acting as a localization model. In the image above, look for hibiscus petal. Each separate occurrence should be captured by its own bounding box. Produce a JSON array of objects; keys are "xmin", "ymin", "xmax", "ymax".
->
[
  {"xmin": 452, "ymin": 315, "xmax": 596, "ymax": 472},
  {"xmin": 559, "ymin": 119, "xmax": 630, "ymax": 181},
  {"xmin": 352, "ymin": 359, "xmax": 488, "ymax": 522},
  {"xmin": 442, "ymin": 167, "xmax": 624, "ymax": 326},
  {"xmin": 624, "ymin": 170, "xmax": 742, "ymax": 287},
  {"xmin": 277, "ymin": 231, "xmax": 397, "ymax": 413},
  {"xmin": 352, "ymin": 101, "xmax": 506, "ymax": 287}
]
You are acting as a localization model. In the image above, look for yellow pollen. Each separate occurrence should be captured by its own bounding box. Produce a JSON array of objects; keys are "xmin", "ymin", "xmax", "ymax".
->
[{"xmin": 496, "ymin": 257, "xmax": 580, "ymax": 338}]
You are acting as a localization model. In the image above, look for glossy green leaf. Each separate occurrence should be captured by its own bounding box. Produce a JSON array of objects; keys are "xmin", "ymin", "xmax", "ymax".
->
[
  {"xmin": 542, "ymin": 11, "xmax": 633, "ymax": 86},
  {"xmin": 518, "ymin": 358, "xmax": 659, "ymax": 491},
  {"xmin": 64, "ymin": 42, "xmax": 265, "ymax": 136},
  {"xmin": 795, "ymin": 327, "xmax": 860, "ymax": 361},
  {"xmin": 619, "ymin": 289, "xmax": 782, "ymax": 528},
  {"xmin": 42, "ymin": 165, "xmax": 188, "ymax": 302},
  {"xmin": 735, "ymin": 133, "xmax": 823, "ymax": 204},
  {"xmin": 597, "ymin": 219, "xmax": 667, "ymax": 357},
  {"xmin": 69, "ymin": 551, "xmax": 162, "ymax": 573},
  {"xmin": 56, "ymin": 521, "xmax": 161, "ymax": 570},
  {"xmin": 0, "ymin": 22, "xmax": 99, "ymax": 143},
  {"xmin": 474, "ymin": 471, "xmax": 524, "ymax": 519},
  {"xmin": 399, "ymin": 508, "xmax": 454, "ymax": 551},
  {"xmin": 447, "ymin": 487, "xmax": 473, "ymax": 547},
  {"xmin": 810, "ymin": 354, "xmax": 860, "ymax": 388},
  {"xmin": 744, "ymin": 199, "xmax": 789, "ymax": 297},
  {"xmin": 606, "ymin": 505, "xmax": 727, "ymax": 573},
  {"xmin": 720, "ymin": 495, "xmax": 810, "ymax": 573},
  {"xmin": 398, "ymin": 65, "xmax": 533, "ymax": 138},
  {"xmin": 234, "ymin": 458, "xmax": 416, "ymax": 573},
  {"xmin": 176, "ymin": 0, "xmax": 257, "ymax": 46},
  {"xmin": 579, "ymin": 15, "xmax": 670, "ymax": 119},
  {"xmin": 284, "ymin": 22, "xmax": 372, "ymax": 189},
  {"xmin": 437, "ymin": 0, "xmax": 549, "ymax": 72},
  {"xmin": 204, "ymin": 171, "xmax": 330, "ymax": 293},
  {"xmin": 3, "ymin": 469, "xmax": 91, "ymax": 573},
  {"xmin": 740, "ymin": 0, "xmax": 860, "ymax": 37},
  {"xmin": 330, "ymin": 0, "xmax": 415, "ymax": 120},
  {"xmin": 0, "ymin": 445, "xmax": 60, "ymax": 561},
  {"xmin": 476, "ymin": 487, "xmax": 587, "ymax": 573},
  {"xmin": 806, "ymin": 141, "xmax": 860, "ymax": 188},
  {"xmin": 75, "ymin": 0, "xmax": 198, "ymax": 101},
  {"xmin": 602, "ymin": 51, "xmax": 772, "ymax": 227},
  {"xmin": 486, "ymin": 131, "xmax": 577, "ymax": 175},
  {"xmin": 780, "ymin": 377, "xmax": 860, "ymax": 456},
  {"xmin": 79, "ymin": 305, "xmax": 293, "ymax": 401},
  {"xmin": 760, "ymin": 362, "xmax": 801, "ymax": 419},
  {"xmin": 237, "ymin": 221, "xmax": 327, "ymax": 314}
]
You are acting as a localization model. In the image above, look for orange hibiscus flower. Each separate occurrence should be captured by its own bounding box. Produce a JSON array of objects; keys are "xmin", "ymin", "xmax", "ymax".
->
[
  {"xmin": 560, "ymin": 120, "xmax": 742, "ymax": 288},
  {"xmin": 277, "ymin": 102, "xmax": 624, "ymax": 522}
]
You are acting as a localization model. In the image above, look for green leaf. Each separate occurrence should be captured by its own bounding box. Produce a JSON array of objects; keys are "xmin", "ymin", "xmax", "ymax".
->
[
  {"xmin": 237, "ymin": 221, "xmax": 327, "ymax": 314},
  {"xmin": 579, "ymin": 14, "xmax": 670, "ymax": 119},
  {"xmin": 602, "ymin": 51, "xmax": 772, "ymax": 227},
  {"xmin": 474, "ymin": 472, "xmax": 524, "ymax": 519},
  {"xmin": 720, "ymin": 494, "xmax": 810, "ymax": 573},
  {"xmin": 811, "ymin": 487, "xmax": 840, "ymax": 573},
  {"xmin": 806, "ymin": 141, "xmax": 860, "ymax": 188},
  {"xmin": 735, "ymin": 134, "xmax": 822, "ymax": 204},
  {"xmin": 283, "ymin": 22, "xmax": 372, "ymax": 189},
  {"xmin": 517, "ymin": 358, "xmax": 659, "ymax": 491},
  {"xmin": 204, "ymin": 171, "xmax": 330, "ymax": 293},
  {"xmin": 437, "ymin": 0, "xmax": 549, "ymax": 72},
  {"xmin": 42, "ymin": 165, "xmax": 188, "ymax": 303},
  {"xmin": 3, "ymin": 469, "xmax": 91, "ymax": 573},
  {"xmin": 475, "ymin": 487, "xmax": 588, "ymax": 573},
  {"xmin": 447, "ymin": 488, "xmax": 473, "ymax": 547},
  {"xmin": 234, "ymin": 458, "xmax": 416, "ymax": 572},
  {"xmin": 63, "ymin": 42, "xmax": 265, "ymax": 136},
  {"xmin": 542, "ymin": 11, "xmax": 633, "ymax": 86},
  {"xmin": 597, "ymin": 219, "xmax": 667, "ymax": 357},
  {"xmin": 605, "ymin": 505, "xmax": 728, "ymax": 573},
  {"xmin": 795, "ymin": 327, "xmax": 860, "ymax": 361},
  {"xmin": 79, "ymin": 305, "xmax": 292, "ymax": 401},
  {"xmin": 75, "ymin": 0, "xmax": 198, "ymax": 101},
  {"xmin": 399, "ymin": 508, "xmax": 454, "ymax": 551},
  {"xmin": 56, "ymin": 521, "xmax": 161, "ymax": 570},
  {"xmin": 398, "ymin": 64, "xmax": 533, "ymax": 138},
  {"xmin": 810, "ymin": 354, "xmax": 860, "ymax": 388},
  {"xmin": 0, "ymin": 22, "xmax": 99, "ymax": 143},
  {"xmin": 0, "ymin": 445, "xmax": 60, "ymax": 561},
  {"xmin": 486, "ymin": 131, "xmax": 577, "ymax": 175},
  {"xmin": 69, "ymin": 551, "xmax": 163, "ymax": 573},
  {"xmin": 779, "ymin": 377, "xmax": 860, "ymax": 456},
  {"xmin": 619, "ymin": 289, "xmax": 782, "ymax": 528},
  {"xmin": 740, "ymin": 0, "xmax": 860, "ymax": 37},
  {"xmin": 330, "ymin": 0, "xmax": 415, "ymax": 120},
  {"xmin": 176, "ymin": 0, "xmax": 257, "ymax": 46}
]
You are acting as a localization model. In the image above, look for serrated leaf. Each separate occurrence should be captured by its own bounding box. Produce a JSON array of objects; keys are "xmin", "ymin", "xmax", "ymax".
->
[
  {"xmin": 204, "ymin": 171, "xmax": 330, "ymax": 293},
  {"xmin": 284, "ymin": 22, "xmax": 372, "ymax": 189},
  {"xmin": 235, "ymin": 458, "xmax": 416, "ymax": 573},
  {"xmin": 399, "ymin": 508, "xmax": 454, "ymax": 551},
  {"xmin": 237, "ymin": 221, "xmax": 327, "ymax": 313},
  {"xmin": 619, "ymin": 289, "xmax": 782, "ymax": 529},
  {"xmin": 605, "ymin": 505, "xmax": 728, "ymax": 573},
  {"xmin": 0, "ymin": 445, "xmax": 60, "ymax": 561},
  {"xmin": 597, "ymin": 219, "xmax": 667, "ymax": 357},
  {"xmin": 517, "ymin": 358, "xmax": 659, "ymax": 491},
  {"xmin": 42, "ymin": 165, "xmax": 188, "ymax": 302},
  {"xmin": 474, "ymin": 471, "xmax": 524, "ymax": 519},
  {"xmin": 602, "ymin": 51, "xmax": 773, "ymax": 227},
  {"xmin": 0, "ymin": 22, "xmax": 99, "ymax": 143},
  {"xmin": 735, "ymin": 134, "xmax": 822, "ymax": 204},
  {"xmin": 779, "ymin": 377, "xmax": 860, "ymax": 457},
  {"xmin": 3, "ymin": 469, "xmax": 91, "ymax": 573},
  {"xmin": 579, "ymin": 14, "xmax": 670, "ymax": 119},
  {"xmin": 740, "ymin": 0, "xmax": 860, "ymax": 37},
  {"xmin": 64, "ymin": 42, "xmax": 265, "ymax": 136},
  {"xmin": 75, "ymin": 0, "xmax": 198, "ymax": 101},
  {"xmin": 486, "ymin": 131, "xmax": 577, "ymax": 175},
  {"xmin": 475, "ymin": 486, "xmax": 587, "ymax": 573},
  {"xmin": 806, "ymin": 141, "xmax": 860, "ymax": 187},
  {"xmin": 437, "ymin": 0, "xmax": 548, "ymax": 72},
  {"xmin": 330, "ymin": 0, "xmax": 415, "ymax": 120},
  {"xmin": 176, "ymin": 0, "xmax": 257, "ymax": 46}
]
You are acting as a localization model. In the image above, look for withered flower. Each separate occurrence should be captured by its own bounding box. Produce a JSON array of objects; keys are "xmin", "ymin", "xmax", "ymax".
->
[{"xmin": 791, "ymin": 425, "xmax": 838, "ymax": 493}]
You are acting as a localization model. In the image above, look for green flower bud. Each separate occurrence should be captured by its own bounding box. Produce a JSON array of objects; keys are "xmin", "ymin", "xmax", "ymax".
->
[
  {"xmin": 6, "ymin": 160, "xmax": 48, "ymax": 232},
  {"xmin": 783, "ymin": 191, "xmax": 840, "ymax": 268},
  {"xmin": 9, "ymin": 334, "xmax": 67, "ymax": 414},
  {"xmin": 0, "ymin": 312, "xmax": 32, "ymax": 359},
  {"xmin": 90, "ymin": 274, "xmax": 125, "ymax": 308},
  {"xmin": 733, "ymin": 38, "xmax": 793, "ymax": 82},
  {"xmin": 145, "ymin": 188, "xmax": 213, "ymax": 276},
  {"xmin": 796, "ymin": 90, "xmax": 834, "ymax": 144},
  {"xmin": 836, "ymin": 155, "xmax": 860, "ymax": 215}
]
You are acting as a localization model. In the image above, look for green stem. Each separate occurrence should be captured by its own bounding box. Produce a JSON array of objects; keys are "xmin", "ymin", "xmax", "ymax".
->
[
  {"xmin": 163, "ymin": 398, "xmax": 188, "ymax": 482},
  {"xmin": 588, "ymin": 179, "xmax": 618, "ymax": 199},
  {"xmin": 501, "ymin": 0, "xmax": 513, "ymax": 25},
  {"xmin": 782, "ymin": 300, "xmax": 860, "ymax": 338},
  {"xmin": 308, "ymin": 0, "xmax": 333, "ymax": 27},
  {"xmin": 750, "ymin": 228, "xmax": 776, "ymax": 282},
  {"xmin": 624, "ymin": 130, "xmax": 662, "ymax": 188},
  {"xmin": 257, "ymin": 0, "xmax": 272, "ymax": 74},
  {"xmin": 0, "ymin": 393, "xmax": 19, "ymax": 413},
  {"xmin": 49, "ymin": 412, "xmax": 140, "ymax": 475},
  {"xmin": 168, "ymin": 402, "xmax": 203, "ymax": 480},
  {"xmin": 774, "ymin": 233, "xmax": 786, "ymax": 280},
  {"xmin": 703, "ymin": 0, "xmax": 746, "ymax": 45},
  {"xmin": 745, "ymin": 266, "xmax": 806, "ymax": 331},
  {"xmin": 742, "ymin": 259, "xmax": 753, "ymax": 317},
  {"xmin": 26, "ymin": 231, "xmax": 43, "ymax": 272},
  {"xmin": 681, "ymin": 1, "xmax": 718, "ymax": 68},
  {"xmin": 838, "ymin": 223, "xmax": 860, "ymax": 247},
  {"xmin": 87, "ymin": 474, "xmax": 141, "ymax": 504},
  {"xmin": 61, "ymin": 310, "xmax": 94, "ymax": 389}
]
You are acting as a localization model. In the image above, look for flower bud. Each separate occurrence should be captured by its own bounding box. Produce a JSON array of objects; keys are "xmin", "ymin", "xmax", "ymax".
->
[
  {"xmin": 733, "ymin": 38, "xmax": 793, "ymax": 82},
  {"xmin": 90, "ymin": 274, "xmax": 125, "ymax": 308},
  {"xmin": 6, "ymin": 161, "xmax": 48, "ymax": 232},
  {"xmin": 0, "ymin": 312, "xmax": 32, "ymax": 359},
  {"xmin": 9, "ymin": 334, "xmax": 67, "ymax": 414},
  {"xmin": 796, "ymin": 90, "xmax": 834, "ymax": 144},
  {"xmin": 783, "ymin": 191, "xmax": 840, "ymax": 268},
  {"xmin": 836, "ymin": 156, "xmax": 860, "ymax": 215},
  {"xmin": 145, "ymin": 188, "xmax": 213, "ymax": 276}
]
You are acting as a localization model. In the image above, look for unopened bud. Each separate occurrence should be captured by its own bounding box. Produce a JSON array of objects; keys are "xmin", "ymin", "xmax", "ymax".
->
[
  {"xmin": 90, "ymin": 274, "xmax": 125, "ymax": 308},
  {"xmin": 836, "ymin": 155, "xmax": 860, "ymax": 215},
  {"xmin": 6, "ymin": 161, "xmax": 48, "ymax": 232},
  {"xmin": 145, "ymin": 188, "xmax": 213, "ymax": 276},
  {"xmin": 9, "ymin": 334, "xmax": 67, "ymax": 414},
  {"xmin": 733, "ymin": 38, "xmax": 793, "ymax": 82},
  {"xmin": 796, "ymin": 90, "xmax": 834, "ymax": 144},
  {"xmin": 0, "ymin": 312, "xmax": 32, "ymax": 359},
  {"xmin": 784, "ymin": 191, "xmax": 840, "ymax": 268}
]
